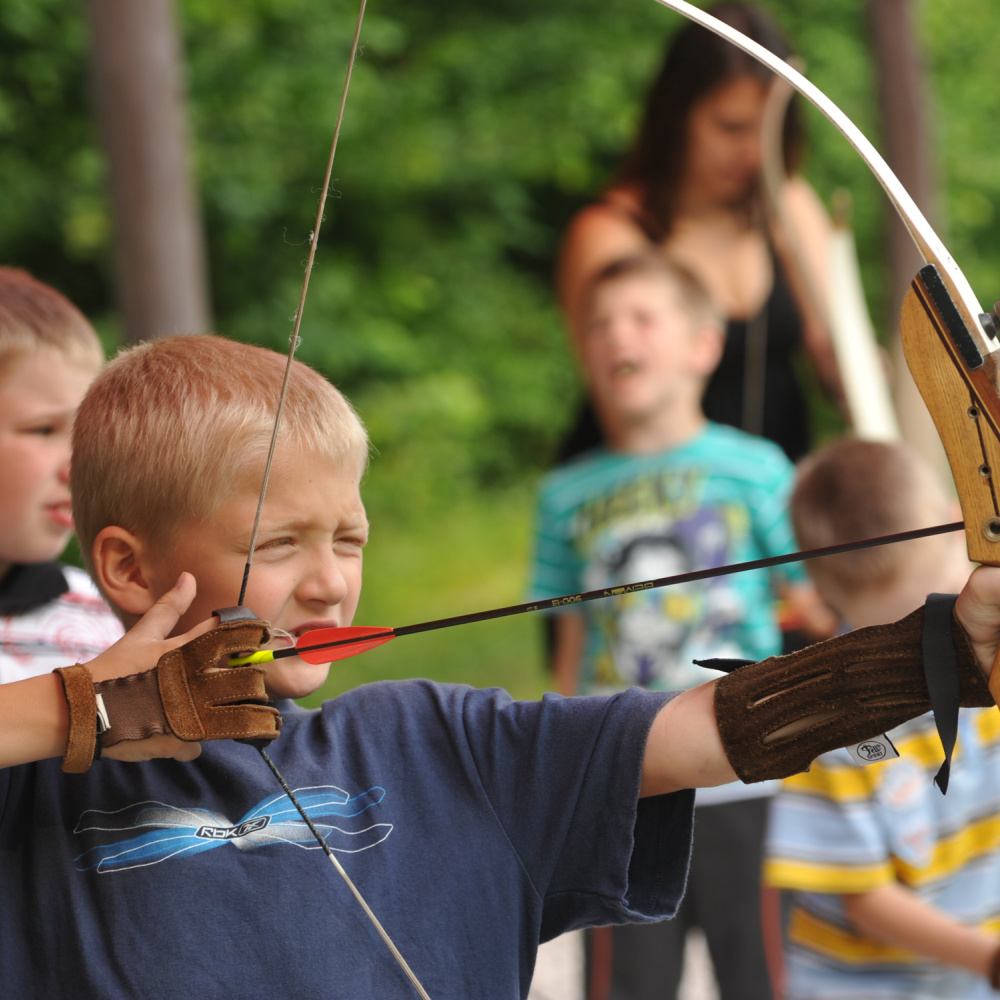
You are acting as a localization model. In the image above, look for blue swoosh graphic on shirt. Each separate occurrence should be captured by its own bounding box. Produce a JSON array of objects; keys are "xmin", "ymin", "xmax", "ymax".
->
[{"xmin": 73, "ymin": 785, "xmax": 391, "ymax": 873}]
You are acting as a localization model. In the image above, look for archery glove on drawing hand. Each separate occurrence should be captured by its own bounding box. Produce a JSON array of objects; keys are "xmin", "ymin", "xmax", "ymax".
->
[
  {"xmin": 712, "ymin": 597, "xmax": 994, "ymax": 785},
  {"xmin": 54, "ymin": 618, "xmax": 281, "ymax": 773}
]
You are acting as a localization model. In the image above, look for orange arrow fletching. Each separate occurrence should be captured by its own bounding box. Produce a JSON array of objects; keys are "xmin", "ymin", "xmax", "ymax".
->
[{"xmin": 293, "ymin": 626, "xmax": 396, "ymax": 663}]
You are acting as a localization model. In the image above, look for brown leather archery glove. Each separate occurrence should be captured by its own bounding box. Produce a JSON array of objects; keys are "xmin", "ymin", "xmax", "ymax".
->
[
  {"xmin": 713, "ymin": 602, "xmax": 994, "ymax": 784},
  {"xmin": 55, "ymin": 619, "xmax": 281, "ymax": 773}
]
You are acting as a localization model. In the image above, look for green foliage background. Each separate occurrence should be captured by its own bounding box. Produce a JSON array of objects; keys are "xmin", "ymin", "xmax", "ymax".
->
[{"xmin": 3, "ymin": 0, "xmax": 1000, "ymax": 698}]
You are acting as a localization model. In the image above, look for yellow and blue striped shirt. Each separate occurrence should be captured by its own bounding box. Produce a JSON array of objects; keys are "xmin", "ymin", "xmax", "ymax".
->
[{"xmin": 766, "ymin": 708, "xmax": 1000, "ymax": 998}]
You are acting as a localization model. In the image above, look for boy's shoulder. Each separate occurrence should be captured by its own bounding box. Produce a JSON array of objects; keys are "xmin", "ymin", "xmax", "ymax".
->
[
  {"xmin": 48, "ymin": 564, "xmax": 123, "ymax": 624},
  {"xmin": 775, "ymin": 707, "xmax": 1000, "ymax": 809},
  {"xmin": 0, "ymin": 562, "xmax": 111, "ymax": 618},
  {"xmin": 538, "ymin": 425, "xmax": 791, "ymax": 510},
  {"xmin": 694, "ymin": 423, "xmax": 794, "ymax": 475}
]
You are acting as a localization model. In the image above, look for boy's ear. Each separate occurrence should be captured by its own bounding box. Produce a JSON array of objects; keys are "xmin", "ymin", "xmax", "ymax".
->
[
  {"xmin": 691, "ymin": 324, "xmax": 724, "ymax": 377},
  {"xmin": 92, "ymin": 526, "xmax": 157, "ymax": 617}
]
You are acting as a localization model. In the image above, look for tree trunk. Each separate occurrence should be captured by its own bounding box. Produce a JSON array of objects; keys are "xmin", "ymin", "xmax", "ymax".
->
[
  {"xmin": 86, "ymin": 0, "xmax": 210, "ymax": 343},
  {"xmin": 868, "ymin": 0, "xmax": 950, "ymax": 482}
]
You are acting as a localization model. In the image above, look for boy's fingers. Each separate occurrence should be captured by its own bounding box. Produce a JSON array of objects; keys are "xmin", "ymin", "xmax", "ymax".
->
[{"xmin": 955, "ymin": 566, "xmax": 1000, "ymax": 677}]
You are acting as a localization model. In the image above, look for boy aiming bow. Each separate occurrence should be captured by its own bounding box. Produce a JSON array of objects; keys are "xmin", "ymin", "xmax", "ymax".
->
[{"xmin": 0, "ymin": 334, "xmax": 996, "ymax": 998}]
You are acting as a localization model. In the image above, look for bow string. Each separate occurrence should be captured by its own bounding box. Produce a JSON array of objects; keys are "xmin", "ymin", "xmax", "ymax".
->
[{"xmin": 229, "ymin": 2, "xmax": 436, "ymax": 996}]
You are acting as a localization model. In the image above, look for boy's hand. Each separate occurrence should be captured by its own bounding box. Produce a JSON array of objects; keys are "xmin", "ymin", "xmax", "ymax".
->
[
  {"xmin": 954, "ymin": 565, "xmax": 1000, "ymax": 687},
  {"xmin": 59, "ymin": 573, "xmax": 281, "ymax": 770},
  {"xmin": 90, "ymin": 573, "xmax": 215, "ymax": 763},
  {"xmin": 88, "ymin": 572, "xmax": 213, "ymax": 686}
]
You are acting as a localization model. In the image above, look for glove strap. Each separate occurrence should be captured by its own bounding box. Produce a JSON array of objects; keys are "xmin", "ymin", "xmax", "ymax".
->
[
  {"xmin": 53, "ymin": 664, "xmax": 99, "ymax": 773},
  {"xmin": 96, "ymin": 670, "xmax": 171, "ymax": 745},
  {"xmin": 923, "ymin": 593, "xmax": 961, "ymax": 793}
]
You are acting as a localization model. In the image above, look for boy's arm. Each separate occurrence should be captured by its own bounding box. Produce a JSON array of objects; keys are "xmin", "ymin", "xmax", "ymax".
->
[
  {"xmin": 551, "ymin": 613, "xmax": 585, "ymax": 696},
  {"xmin": 843, "ymin": 883, "xmax": 999, "ymax": 980},
  {"xmin": 1, "ymin": 574, "xmax": 228, "ymax": 769},
  {"xmin": 640, "ymin": 680, "xmax": 732, "ymax": 795},
  {"xmin": 640, "ymin": 565, "xmax": 1000, "ymax": 796}
]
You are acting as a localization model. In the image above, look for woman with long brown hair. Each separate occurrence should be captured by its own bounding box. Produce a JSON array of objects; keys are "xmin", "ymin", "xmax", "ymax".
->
[
  {"xmin": 558, "ymin": 2, "xmax": 839, "ymax": 465},
  {"xmin": 546, "ymin": 7, "xmax": 840, "ymax": 998}
]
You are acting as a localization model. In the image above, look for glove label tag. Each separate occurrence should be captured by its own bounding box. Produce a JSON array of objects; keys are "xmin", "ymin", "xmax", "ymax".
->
[{"xmin": 846, "ymin": 733, "xmax": 899, "ymax": 766}]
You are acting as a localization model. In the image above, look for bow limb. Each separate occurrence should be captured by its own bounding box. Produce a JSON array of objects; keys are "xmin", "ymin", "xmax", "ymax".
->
[
  {"xmin": 655, "ymin": 0, "xmax": 1000, "ymax": 697},
  {"xmin": 653, "ymin": 0, "xmax": 990, "ymax": 358}
]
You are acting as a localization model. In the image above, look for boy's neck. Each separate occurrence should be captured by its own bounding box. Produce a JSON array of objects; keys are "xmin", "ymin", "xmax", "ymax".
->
[
  {"xmin": 843, "ymin": 543, "xmax": 973, "ymax": 628},
  {"xmin": 603, "ymin": 408, "xmax": 707, "ymax": 455}
]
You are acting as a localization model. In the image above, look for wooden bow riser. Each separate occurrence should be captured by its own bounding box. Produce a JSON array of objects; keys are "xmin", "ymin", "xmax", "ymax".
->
[
  {"xmin": 900, "ymin": 269, "xmax": 1000, "ymax": 704},
  {"xmin": 901, "ymin": 271, "xmax": 1000, "ymax": 567}
]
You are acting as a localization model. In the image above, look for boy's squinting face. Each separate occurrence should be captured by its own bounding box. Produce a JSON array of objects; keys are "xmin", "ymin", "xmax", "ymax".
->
[
  {"xmin": 0, "ymin": 352, "xmax": 95, "ymax": 572},
  {"xmin": 147, "ymin": 448, "xmax": 368, "ymax": 700},
  {"xmin": 582, "ymin": 275, "xmax": 708, "ymax": 423}
]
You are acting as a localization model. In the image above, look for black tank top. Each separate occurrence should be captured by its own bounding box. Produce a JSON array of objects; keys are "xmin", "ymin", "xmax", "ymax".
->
[{"xmin": 701, "ymin": 250, "xmax": 809, "ymax": 461}]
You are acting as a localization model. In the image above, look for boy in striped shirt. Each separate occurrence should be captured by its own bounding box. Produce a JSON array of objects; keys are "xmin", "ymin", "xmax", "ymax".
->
[{"xmin": 766, "ymin": 439, "xmax": 1000, "ymax": 999}]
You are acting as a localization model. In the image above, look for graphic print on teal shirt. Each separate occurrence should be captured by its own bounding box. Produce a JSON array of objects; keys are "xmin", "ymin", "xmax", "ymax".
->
[{"xmin": 531, "ymin": 424, "xmax": 799, "ymax": 694}]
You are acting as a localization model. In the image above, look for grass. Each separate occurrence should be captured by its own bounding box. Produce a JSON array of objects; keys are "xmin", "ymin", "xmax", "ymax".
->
[{"xmin": 299, "ymin": 483, "xmax": 551, "ymax": 706}]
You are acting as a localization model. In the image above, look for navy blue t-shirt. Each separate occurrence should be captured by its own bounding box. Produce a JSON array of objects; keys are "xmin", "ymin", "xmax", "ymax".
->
[{"xmin": 0, "ymin": 681, "xmax": 694, "ymax": 999}]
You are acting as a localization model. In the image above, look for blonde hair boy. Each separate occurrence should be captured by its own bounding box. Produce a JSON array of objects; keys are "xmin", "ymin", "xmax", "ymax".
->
[
  {"xmin": 72, "ymin": 334, "xmax": 368, "ymax": 575},
  {"xmin": 0, "ymin": 267, "xmax": 120, "ymax": 682},
  {"xmin": 578, "ymin": 254, "xmax": 724, "ymax": 454},
  {"xmin": 1, "ymin": 338, "xmax": 999, "ymax": 997},
  {"xmin": 0, "ymin": 266, "xmax": 105, "ymax": 375}
]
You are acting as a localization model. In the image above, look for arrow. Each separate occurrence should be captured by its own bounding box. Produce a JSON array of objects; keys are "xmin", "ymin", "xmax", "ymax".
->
[{"xmin": 231, "ymin": 520, "xmax": 964, "ymax": 666}]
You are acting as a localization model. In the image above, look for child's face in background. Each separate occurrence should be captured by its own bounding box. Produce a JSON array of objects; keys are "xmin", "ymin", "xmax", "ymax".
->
[
  {"xmin": 146, "ymin": 447, "xmax": 369, "ymax": 700},
  {"xmin": 0, "ymin": 352, "xmax": 95, "ymax": 575},
  {"xmin": 581, "ymin": 275, "xmax": 706, "ymax": 424}
]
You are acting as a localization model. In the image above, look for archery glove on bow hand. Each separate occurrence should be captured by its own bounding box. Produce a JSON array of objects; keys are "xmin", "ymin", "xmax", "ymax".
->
[
  {"xmin": 712, "ymin": 595, "xmax": 995, "ymax": 785},
  {"xmin": 54, "ymin": 618, "xmax": 281, "ymax": 773}
]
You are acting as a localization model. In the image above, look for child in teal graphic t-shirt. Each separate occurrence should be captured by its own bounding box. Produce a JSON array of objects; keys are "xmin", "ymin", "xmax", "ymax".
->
[
  {"xmin": 529, "ymin": 254, "xmax": 829, "ymax": 1000},
  {"xmin": 532, "ymin": 427, "xmax": 799, "ymax": 694}
]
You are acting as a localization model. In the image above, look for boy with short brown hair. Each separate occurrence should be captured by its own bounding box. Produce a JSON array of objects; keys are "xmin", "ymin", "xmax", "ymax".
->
[
  {"xmin": 0, "ymin": 267, "xmax": 121, "ymax": 681},
  {"xmin": 766, "ymin": 439, "xmax": 1000, "ymax": 999},
  {"xmin": 529, "ymin": 254, "xmax": 822, "ymax": 999},
  {"xmin": 0, "ymin": 335, "xmax": 996, "ymax": 998}
]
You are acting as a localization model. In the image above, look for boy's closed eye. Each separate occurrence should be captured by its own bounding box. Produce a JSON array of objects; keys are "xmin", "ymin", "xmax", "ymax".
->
[
  {"xmin": 252, "ymin": 536, "xmax": 298, "ymax": 560},
  {"xmin": 258, "ymin": 536, "xmax": 295, "ymax": 550},
  {"xmin": 21, "ymin": 417, "xmax": 70, "ymax": 436},
  {"xmin": 334, "ymin": 535, "xmax": 366, "ymax": 554}
]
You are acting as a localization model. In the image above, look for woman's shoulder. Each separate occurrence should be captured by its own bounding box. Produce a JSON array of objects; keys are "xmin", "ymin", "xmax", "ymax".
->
[
  {"xmin": 558, "ymin": 191, "xmax": 654, "ymax": 326},
  {"xmin": 777, "ymin": 176, "xmax": 832, "ymax": 239},
  {"xmin": 562, "ymin": 194, "xmax": 650, "ymax": 248}
]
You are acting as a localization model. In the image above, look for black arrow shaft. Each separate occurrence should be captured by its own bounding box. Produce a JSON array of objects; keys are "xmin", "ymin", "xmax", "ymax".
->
[{"xmin": 291, "ymin": 520, "xmax": 965, "ymax": 657}]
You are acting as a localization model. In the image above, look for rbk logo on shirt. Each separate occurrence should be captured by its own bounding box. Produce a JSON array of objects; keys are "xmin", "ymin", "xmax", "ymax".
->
[{"xmin": 72, "ymin": 785, "xmax": 392, "ymax": 873}]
